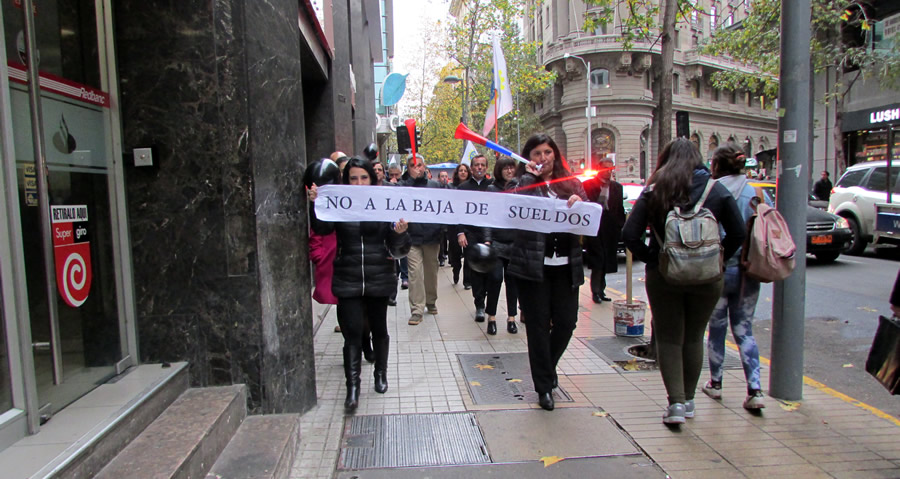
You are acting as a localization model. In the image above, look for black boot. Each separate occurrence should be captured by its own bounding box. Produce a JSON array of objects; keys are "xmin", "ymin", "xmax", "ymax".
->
[
  {"xmin": 373, "ymin": 336, "xmax": 390, "ymax": 394},
  {"xmin": 362, "ymin": 322, "xmax": 375, "ymax": 363},
  {"xmin": 343, "ymin": 345, "xmax": 361, "ymax": 410}
]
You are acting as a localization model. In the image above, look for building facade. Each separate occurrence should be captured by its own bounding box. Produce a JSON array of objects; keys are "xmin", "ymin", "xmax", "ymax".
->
[
  {"xmin": 0, "ymin": 0, "xmax": 388, "ymax": 451},
  {"xmin": 526, "ymin": 0, "xmax": 777, "ymax": 182}
]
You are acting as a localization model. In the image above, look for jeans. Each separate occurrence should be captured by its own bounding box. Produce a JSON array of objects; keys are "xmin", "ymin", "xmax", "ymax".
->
[
  {"xmin": 645, "ymin": 268, "xmax": 723, "ymax": 404},
  {"xmin": 707, "ymin": 266, "xmax": 762, "ymax": 391}
]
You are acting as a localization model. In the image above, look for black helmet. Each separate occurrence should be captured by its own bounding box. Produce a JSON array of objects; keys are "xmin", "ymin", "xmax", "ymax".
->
[
  {"xmin": 304, "ymin": 158, "xmax": 341, "ymax": 188},
  {"xmin": 466, "ymin": 243, "xmax": 498, "ymax": 274},
  {"xmin": 363, "ymin": 143, "xmax": 379, "ymax": 161}
]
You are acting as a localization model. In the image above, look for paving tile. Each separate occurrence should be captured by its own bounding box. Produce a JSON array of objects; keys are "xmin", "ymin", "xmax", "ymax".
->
[{"xmin": 739, "ymin": 463, "xmax": 830, "ymax": 479}]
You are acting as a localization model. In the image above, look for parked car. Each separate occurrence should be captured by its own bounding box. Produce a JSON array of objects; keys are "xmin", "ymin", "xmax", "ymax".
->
[
  {"xmin": 828, "ymin": 160, "xmax": 900, "ymax": 255},
  {"xmin": 752, "ymin": 182, "xmax": 852, "ymax": 263}
]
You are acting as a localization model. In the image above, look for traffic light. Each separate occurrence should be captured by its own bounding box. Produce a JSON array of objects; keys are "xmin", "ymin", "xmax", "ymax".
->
[
  {"xmin": 580, "ymin": 159, "xmax": 586, "ymax": 170},
  {"xmin": 415, "ymin": 127, "xmax": 422, "ymax": 149},
  {"xmin": 396, "ymin": 125, "xmax": 411, "ymax": 153}
]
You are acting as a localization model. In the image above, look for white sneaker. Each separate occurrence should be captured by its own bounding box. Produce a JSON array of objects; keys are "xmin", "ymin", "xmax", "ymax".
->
[
  {"xmin": 684, "ymin": 399, "xmax": 695, "ymax": 418},
  {"xmin": 743, "ymin": 391, "xmax": 766, "ymax": 410},
  {"xmin": 702, "ymin": 380, "xmax": 722, "ymax": 400},
  {"xmin": 663, "ymin": 403, "xmax": 686, "ymax": 425}
]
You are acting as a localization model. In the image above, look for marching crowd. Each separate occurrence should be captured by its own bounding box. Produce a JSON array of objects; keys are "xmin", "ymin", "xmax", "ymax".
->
[{"xmin": 306, "ymin": 133, "xmax": 767, "ymax": 426}]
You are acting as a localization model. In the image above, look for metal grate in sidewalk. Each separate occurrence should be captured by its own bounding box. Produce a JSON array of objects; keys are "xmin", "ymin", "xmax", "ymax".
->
[
  {"xmin": 338, "ymin": 412, "xmax": 490, "ymax": 470},
  {"xmin": 582, "ymin": 336, "xmax": 748, "ymax": 371},
  {"xmin": 457, "ymin": 353, "xmax": 573, "ymax": 405}
]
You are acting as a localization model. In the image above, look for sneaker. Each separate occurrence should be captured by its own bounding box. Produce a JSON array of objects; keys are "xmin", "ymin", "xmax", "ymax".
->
[
  {"xmin": 408, "ymin": 314, "xmax": 423, "ymax": 325},
  {"xmin": 663, "ymin": 403, "xmax": 686, "ymax": 425},
  {"xmin": 426, "ymin": 304, "xmax": 439, "ymax": 314},
  {"xmin": 743, "ymin": 391, "xmax": 766, "ymax": 410},
  {"xmin": 702, "ymin": 380, "xmax": 722, "ymax": 400},
  {"xmin": 684, "ymin": 400, "xmax": 695, "ymax": 418}
]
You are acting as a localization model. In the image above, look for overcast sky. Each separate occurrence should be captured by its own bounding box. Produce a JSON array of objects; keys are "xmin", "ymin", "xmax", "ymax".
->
[{"xmin": 391, "ymin": 0, "xmax": 450, "ymax": 76}]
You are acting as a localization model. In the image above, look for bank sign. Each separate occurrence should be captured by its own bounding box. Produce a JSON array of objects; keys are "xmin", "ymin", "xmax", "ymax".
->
[
  {"xmin": 843, "ymin": 103, "xmax": 900, "ymax": 132},
  {"xmin": 51, "ymin": 205, "xmax": 92, "ymax": 308}
]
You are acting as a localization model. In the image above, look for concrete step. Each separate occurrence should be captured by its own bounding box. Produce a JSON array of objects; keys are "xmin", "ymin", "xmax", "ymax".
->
[
  {"xmin": 95, "ymin": 384, "xmax": 247, "ymax": 479},
  {"xmin": 34, "ymin": 362, "xmax": 190, "ymax": 479},
  {"xmin": 205, "ymin": 414, "xmax": 300, "ymax": 479}
]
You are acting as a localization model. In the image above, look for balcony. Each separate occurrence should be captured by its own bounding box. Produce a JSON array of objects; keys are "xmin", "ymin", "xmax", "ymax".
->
[{"xmin": 545, "ymin": 33, "xmax": 660, "ymax": 64}]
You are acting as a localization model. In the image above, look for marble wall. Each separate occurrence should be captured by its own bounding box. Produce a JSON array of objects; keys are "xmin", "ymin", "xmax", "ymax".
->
[{"xmin": 114, "ymin": 0, "xmax": 317, "ymax": 414}]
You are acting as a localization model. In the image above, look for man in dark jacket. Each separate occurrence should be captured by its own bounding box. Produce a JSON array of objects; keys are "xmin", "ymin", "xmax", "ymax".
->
[
  {"xmin": 457, "ymin": 155, "xmax": 497, "ymax": 323},
  {"xmin": 582, "ymin": 159, "xmax": 626, "ymax": 303},
  {"xmin": 813, "ymin": 171, "xmax": 832, "ymax": 201},
  {"xmin": 404, "ymin": 154, "xmax": 444, "ymax": 325}
]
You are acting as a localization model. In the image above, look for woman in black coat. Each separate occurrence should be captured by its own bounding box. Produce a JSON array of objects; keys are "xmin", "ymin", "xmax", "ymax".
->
[
  {"xmin": 309, "ymin": 157, "xmax": 411, "ymax": 410},
  {"xmin": 508, "ymin": 134, "xmax": 587, "ymax": 411},
  {"xmin": 448, "ymin": 163, "xmax": 471, "ymax": 286},
  {"xmin": 486, "ymin": 156, "xmax": 519, "ymax": 334}
]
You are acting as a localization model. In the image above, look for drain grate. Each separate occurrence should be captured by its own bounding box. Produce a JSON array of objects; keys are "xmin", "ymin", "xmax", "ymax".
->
[
  {"xmin": 582, "ymin": 337, "xmax": 748, "ymax": 371},
  {"xmin": 338, "ymin": 413, "xmax": 490, "ymax": 470},
  {"xmin": 457, "ymin": 353, "xmax": 573, "ymax": 405}
]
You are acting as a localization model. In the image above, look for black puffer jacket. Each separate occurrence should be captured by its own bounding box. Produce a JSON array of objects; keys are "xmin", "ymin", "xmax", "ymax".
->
[
  {"xmin": 314, "ymin": 221, "xmax": 411, "ymax": 298},
  {"xmin": 485, "ymin": 178, "xmax": 518, "ymax": 259},
  {"xmin": 506, "ymin": 172, "xmax": 587, "ymax": 286},
  {"xmin": 402, "ymin": 176, "xmax": 444, "ymax": 245}
]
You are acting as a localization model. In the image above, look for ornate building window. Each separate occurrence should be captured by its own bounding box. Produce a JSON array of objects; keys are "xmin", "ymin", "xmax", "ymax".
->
[
  {"xmin": 691, "ymin": 133, "xmax": 701, "ymax": 149},
  {"xmin": 591, "ymin": 68, "xmax": 609, "ymax": 88},
  {"xmin": 592, "ymin": 128, "xmax": 616, "ymax": 161},
  {"xmin": 708, "ymin": 134, "xmax": 720, "ymax": 159}
]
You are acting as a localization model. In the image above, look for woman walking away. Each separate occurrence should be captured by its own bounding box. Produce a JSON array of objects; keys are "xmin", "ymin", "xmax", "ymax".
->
[
  {"xmin": 622, "ymin": 138, "xmax": 745, "ymax": 425},
  {"xmin": 703, "ymin": 144, "xmax": 768, "ymax": 410},
  {"xmin": 508, "ymin": 134, "xmax": 587, "ymax": 411},
  {"xmin": 448, "ymin": 163, "xmax": 471, "ymax": 287},
  {"xmin": 487, "ymin": 157, "xmax": 519, "ymax": 334},
  {"xmin": 308, "ymin": 157, "xmax": 411, "ymax": 410}
]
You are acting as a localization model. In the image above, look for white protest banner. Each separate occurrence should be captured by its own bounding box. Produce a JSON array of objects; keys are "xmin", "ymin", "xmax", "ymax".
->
[{"xmin": 314, "ymin": 185, "xmax": 603, "ymax": 236}]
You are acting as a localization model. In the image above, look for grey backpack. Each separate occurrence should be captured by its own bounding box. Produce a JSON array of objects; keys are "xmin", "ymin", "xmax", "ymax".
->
[{"xmin": 652, "ymin": 179, "xmax": 724, "ymax": 285}]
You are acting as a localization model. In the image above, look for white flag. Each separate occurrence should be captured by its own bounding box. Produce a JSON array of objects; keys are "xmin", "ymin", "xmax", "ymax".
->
[
  {"xmin": 481, "ymin": 33, "xmax": 514, "ymax": 136},
  {"xmin": 460, "ymin": 141, "xmax": 478, "ymax": 166}
]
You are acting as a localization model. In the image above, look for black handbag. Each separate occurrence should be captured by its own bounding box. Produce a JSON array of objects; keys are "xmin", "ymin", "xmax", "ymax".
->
[{"xmin": 866, "ymin": 315, "xmax": 900, "ymax": 395}]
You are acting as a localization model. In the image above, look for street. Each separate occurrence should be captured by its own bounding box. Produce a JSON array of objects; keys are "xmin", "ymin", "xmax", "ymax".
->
[{"xmin": 603, "ymin": 248, "xmax": 900, "ymax": 419}]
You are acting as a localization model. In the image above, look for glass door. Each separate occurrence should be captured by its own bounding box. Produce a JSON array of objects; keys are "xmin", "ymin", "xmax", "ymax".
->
[{"xmin": 3, "ymin": 0, "xmax": 123, "ymax": 418}]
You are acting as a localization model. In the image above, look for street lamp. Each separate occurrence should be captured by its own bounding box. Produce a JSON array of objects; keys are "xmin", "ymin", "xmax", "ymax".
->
[
  {"xmin": 442, "ymin": 73, "xmax": 468, "ymax": 125},
  {"xmin": 565, "ymin": 53, "xmax": 591, "ymax": 171}
]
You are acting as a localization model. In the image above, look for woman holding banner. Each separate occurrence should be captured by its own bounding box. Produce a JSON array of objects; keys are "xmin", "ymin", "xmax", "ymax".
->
[
  {"xmin": 486, "ymin": 157, "xmax": 519, "ymax": 334},
  {"xmin": 308, "ymin": 157, "xmax": 411, "ymax": 411},
  {"xmin": 508, "ymin": 134, "xmax": 587, "ymax": 411},
  {"xmin": 448, "ymin": 163, "xmax": 471, "ymax": 287}
]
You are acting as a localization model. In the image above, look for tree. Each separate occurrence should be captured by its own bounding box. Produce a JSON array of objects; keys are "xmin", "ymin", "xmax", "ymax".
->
[
  {"xmin": 582, "ymin": 0, "xmax": 698, "ymax": 154},
  {"xmin": 701, "ymin": 0, "xmax": 900, "ymax": 172},
  {"xmin": 422, "ymin": 0, "xmax": 555, "ymax": 167}
]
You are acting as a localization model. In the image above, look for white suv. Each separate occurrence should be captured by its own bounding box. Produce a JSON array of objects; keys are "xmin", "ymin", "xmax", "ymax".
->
[{"xmin": 828, "ymin": 160, "xmax": 900, "ymax": 255}]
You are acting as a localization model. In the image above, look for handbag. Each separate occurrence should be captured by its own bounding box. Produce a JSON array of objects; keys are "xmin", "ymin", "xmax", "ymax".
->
[{"xmin": 865, "ymin": 315, "xmax": 900, "ymax": 395}]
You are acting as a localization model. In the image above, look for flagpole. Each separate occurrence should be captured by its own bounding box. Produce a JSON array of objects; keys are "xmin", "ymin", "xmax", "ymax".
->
[{"xmin": 493, "ymin": 90, "xmax": 499, "ymax": 160}]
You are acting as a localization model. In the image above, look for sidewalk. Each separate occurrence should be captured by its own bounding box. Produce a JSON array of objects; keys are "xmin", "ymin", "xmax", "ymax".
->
[{"xmin": 291, "ymin": 264, "xmax": 900, "ymax": 478}]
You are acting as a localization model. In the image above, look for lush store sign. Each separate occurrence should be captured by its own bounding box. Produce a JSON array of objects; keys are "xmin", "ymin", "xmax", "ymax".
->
[
  {"xmin": 844, "ymin": 103, "xmax": 900, "ymax": 132},
  {"xmin": 871, "ymin": 108, "xmax": 900, "ymax": 125}
]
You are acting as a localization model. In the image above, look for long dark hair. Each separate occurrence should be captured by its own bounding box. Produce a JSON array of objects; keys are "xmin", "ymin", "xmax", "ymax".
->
[
  {"xmin": 520, "ymin": 133, "xmax": 575, "ymax": 197},
  {"xmin": 452, "ymin": 163, "xmax": 471, "ymax": 186},
  {"xmin": 710, "ymin": 143, "xmax": 746, "ymax": 179},
  {"xmin": 647, "ymin": 138, "xmax": 705, "ymax": 214},
  {"xmin": 342, "ymin": 156, "xmax": 377, "ymax": 185}
]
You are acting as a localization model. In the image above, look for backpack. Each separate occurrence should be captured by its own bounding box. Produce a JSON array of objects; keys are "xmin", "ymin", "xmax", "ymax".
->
[
  {"xmin": 741, "ymin": 196, "xmax": 796, "ymax": 283},
  {"xmin": 652, "ymin": 179, "xmax": 725, "ymax": 285}
]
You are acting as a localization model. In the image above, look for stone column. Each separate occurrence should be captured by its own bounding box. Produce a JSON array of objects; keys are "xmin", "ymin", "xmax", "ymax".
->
[{"xmin": 114, "ymin": 0, "xmax": 317, "ymax": 414}]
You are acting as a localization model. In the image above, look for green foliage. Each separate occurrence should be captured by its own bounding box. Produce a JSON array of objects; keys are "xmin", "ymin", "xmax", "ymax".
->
[
  {"xmin": 583, "ymin": 0, "xmax": 698, "ymax": 50},
  {"xmin": 700, "ymin": 0, "xmax": 900, "ymax": 102},
  {"xmin": 418, "ymin": 0, "xmax": 556, "ymax": 165}
]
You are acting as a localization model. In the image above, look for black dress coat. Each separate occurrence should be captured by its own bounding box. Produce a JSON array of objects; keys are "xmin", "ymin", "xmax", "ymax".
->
[{"xmin": 582, "ymin": 178, "xmax": 626, "ymax": 274}]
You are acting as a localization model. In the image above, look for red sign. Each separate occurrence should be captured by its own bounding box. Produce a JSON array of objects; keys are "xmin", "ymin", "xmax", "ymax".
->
[
  {"xmin": 7, "ymin": 62, "xmax": 109, "ymax": 108},
  {"xmin": 51, "ymin": 205, "xmax": 91, "ymax": 307}
]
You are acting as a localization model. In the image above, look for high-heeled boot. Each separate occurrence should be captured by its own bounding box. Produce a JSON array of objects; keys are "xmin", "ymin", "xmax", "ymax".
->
[
  {"xmin": 362, "ymin": 321, "xmax": 375, "ymax": 363},
  {"xmin": 373, "ymin": 336, "xmax": 390, "ymax": 394},
  {"xmin": 343, "ymin": 344, "xmax": 362, "ymax": 410}
]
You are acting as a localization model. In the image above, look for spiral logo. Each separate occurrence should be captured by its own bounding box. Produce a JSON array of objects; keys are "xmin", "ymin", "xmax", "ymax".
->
[{"xmin": 62, "ymin": 252, "xmax": 88, "ymax": 307}]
